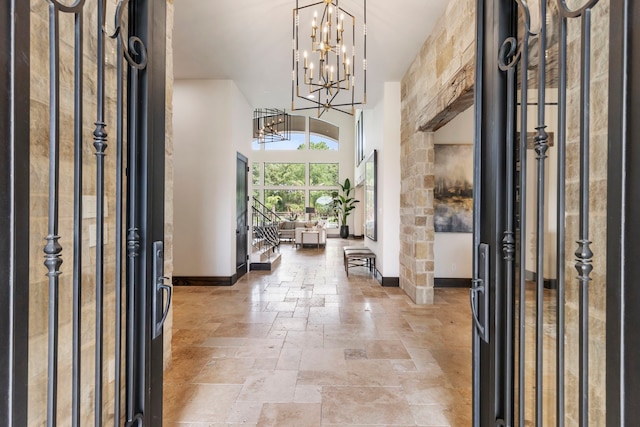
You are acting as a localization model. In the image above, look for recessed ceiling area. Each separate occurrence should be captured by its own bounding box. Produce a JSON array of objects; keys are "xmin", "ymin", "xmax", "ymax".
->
[{"xmin": 173, "ymin": 0, "xmax": 451, "ymax": 109}]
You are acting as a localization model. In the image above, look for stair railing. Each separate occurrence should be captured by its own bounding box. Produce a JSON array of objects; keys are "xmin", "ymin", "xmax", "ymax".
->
[{"xmin": 251, "ymin": 197, "xmax": 282, "ymax": 261}]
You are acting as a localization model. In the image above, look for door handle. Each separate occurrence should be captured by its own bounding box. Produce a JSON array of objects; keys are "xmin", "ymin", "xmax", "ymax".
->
[
  {"xmin": 470, "ymin": 280, "xmax": 486, "ymax": 342},
  {"xmin": 152, "ymin": 241, "xmax": 173, "ymax": 339},
  {"xmin": 471, "ymin": 243, "xmax": 490, "ymax": 343}
]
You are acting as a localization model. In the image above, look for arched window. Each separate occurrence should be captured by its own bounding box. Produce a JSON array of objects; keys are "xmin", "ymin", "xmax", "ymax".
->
[{"xmin": 309, "ymin": 118, "xmax": 338, "ymax": 151}]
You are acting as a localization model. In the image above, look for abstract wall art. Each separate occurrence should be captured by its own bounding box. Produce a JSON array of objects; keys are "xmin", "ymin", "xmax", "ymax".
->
[{"xmin": 434, "ymin": 144, "xmax": 473, "ymax": 233}]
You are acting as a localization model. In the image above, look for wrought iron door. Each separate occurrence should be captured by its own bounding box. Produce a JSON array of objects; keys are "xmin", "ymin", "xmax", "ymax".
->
[
  {"xmin": 0, "ymin": 0, "xmax": 169, "ymax": 425},
  {"xmin": 472, "ymin": 0, "xmax": 639, "ymax": 425}
]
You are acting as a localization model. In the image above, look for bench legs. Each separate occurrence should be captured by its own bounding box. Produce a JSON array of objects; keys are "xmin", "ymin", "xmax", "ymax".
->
[{"xmin": 343, "ymin": 248, "xmax": 376, "ymax": 277}]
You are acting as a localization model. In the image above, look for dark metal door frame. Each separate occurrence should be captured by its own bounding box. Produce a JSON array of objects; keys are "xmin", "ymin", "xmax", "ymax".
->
[
  {"xmin": 0, "ymin": 0, "xmax": 30, "ymax": 425},
  {"xmin": 607, "ymin": 0, "xmax": 640, "ymax": 424},
  {"xmin": 130, "ymin": 0, "xmax": 168, "ymax": 424},
  {"xmin": 236, "ymin": 153, "xmax": 249, "ymax": 279},
  {"xmin": 472, "ymin": 0, "xmax": 513, "ymax": 425},
  {"xmin": 474, "ymin": 0, "xmax": 640, "ymax": 425}
]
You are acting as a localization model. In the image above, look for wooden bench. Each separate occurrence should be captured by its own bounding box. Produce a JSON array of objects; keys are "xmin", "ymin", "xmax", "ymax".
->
[{"xmin": 343, "ymin": 246, "xmax": 376, "ymax": 277}]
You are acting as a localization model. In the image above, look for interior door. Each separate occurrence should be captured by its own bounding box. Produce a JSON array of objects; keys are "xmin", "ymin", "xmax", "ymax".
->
[
  {"xmin": 236, "ymin": 153, "xmax": 249, "ymax": 279},
  {"xmin": 472, "ymin": 0, "xmax": 626, "ymax": 426},
  {"xmin": 0, "ymin": 1, "xmax": 169, "ymax": 425}
]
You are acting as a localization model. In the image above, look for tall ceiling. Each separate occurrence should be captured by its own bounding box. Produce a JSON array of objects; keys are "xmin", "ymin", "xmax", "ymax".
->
[{"xmin": 173, "ymin": 0, "xmax": 451, "ymax": 109}]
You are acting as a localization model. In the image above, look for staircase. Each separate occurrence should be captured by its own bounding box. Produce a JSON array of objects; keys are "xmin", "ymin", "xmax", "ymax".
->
[{"xmin": 250, "ymin": 197, "xmax": 282, "ymax": 270}]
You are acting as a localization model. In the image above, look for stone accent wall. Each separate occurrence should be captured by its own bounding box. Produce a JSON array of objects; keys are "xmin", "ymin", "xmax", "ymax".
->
[
  {"xmin": 399, "ymin": 0, "xmax": 475, "ymax": 303},
  {"xmin": 399, "ymin": 131, "xmax": 435, "ymax": 303},
  {"xmin": 27, "ymin": 0, "xmax": 174, "ymax": 424}
]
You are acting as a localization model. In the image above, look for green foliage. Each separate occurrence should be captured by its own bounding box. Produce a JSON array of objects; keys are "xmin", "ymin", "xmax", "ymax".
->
[
  {"xmin": 309, "ymin": 163, "xmax": 339, "ymax": 186},
  {"xmin": 309, "ymin": 140, "xmax": 332, "ymax": 150},
  {"xmin": 264, "ymin": 189, "xmax": 304, "ymax": 215},
  {"xmin": 252, "ymin": 162, "xmax": 260, "ymax": 185},
  {"xmin": 264, "ymin": 193, "xmax": 282, "ymax": 211},
  {"xmin": 297, "ymin": 140, "xmax": 333, "ymax": 150},
  {"xmin": 264, "ymin": 163, "xmax": 305, "ymax": 186},
  {"xmin": 310, "ymin": 189, "xmax": 339, "ymax": 218},
  {"xmin": 333, "ymin": 178, "xmax": 359, "ymax": 226}
]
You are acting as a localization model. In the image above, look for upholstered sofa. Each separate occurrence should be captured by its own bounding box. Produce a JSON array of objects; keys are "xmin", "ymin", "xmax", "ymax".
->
[
  {"xmin": 278, "ymin": 221, "xmax": 327, "ymax": 247},
  {"xmin": 278, "ymin": 221, "xmax": 305, "ymax": 241}
]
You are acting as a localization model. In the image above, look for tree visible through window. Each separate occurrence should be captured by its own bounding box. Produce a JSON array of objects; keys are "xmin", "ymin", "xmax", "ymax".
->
[
  {"xmin": 310, "ymin": 163, "xmax": 339, "ymax": 186},
  {"xmin": 264, "ymin": 163, "xmax": 305, "ymax": 186},
  {"xmin": 310, "ymin": 189, "xmax": 338, "ymax": 223},
  {"xmin": 264, "ymin": 190, "xmax": 305, "ymax": 217},
  {"xmin": 252, "ymin": 117, "xmax": 340, "ymax": 227},
  {"xmin": 252, "ymin": 162, "xmax": 260, "ymax": 185}
]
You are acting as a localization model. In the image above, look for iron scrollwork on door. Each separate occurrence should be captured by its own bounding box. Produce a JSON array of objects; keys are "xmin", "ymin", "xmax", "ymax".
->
[
  {"xmin": 42, "ymin": 0, "xmax": 152, "ymax": 426},
  {"xmin": 492, "ymin": 0, "xmax": 602, "ymax": 426}
]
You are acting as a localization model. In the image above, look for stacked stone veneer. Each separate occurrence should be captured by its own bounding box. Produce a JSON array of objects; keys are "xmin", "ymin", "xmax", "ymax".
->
[
  {"xmin": 399, "ymin": 0, "xmax": 475, "ymax": 304},
  {"xmin": 27, "ymin": 0, "xmax": 174, "ymax": 424}
]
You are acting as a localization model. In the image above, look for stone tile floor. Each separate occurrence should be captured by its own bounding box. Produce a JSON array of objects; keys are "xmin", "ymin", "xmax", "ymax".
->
[{"xmin": 164, "ymin": 239, "xmax": 472, "ymax": 426}]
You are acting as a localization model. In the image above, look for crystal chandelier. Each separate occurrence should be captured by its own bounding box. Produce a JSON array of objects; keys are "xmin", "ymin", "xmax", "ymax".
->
[{"xmin": 292, "ymin": 0, "xmax": 367, "ymax": 117}]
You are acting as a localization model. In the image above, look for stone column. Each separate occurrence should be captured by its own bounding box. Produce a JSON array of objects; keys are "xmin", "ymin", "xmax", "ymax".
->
[{"xmin": 400, "ymin": 131, "xmax": 435, "ymax": 304}]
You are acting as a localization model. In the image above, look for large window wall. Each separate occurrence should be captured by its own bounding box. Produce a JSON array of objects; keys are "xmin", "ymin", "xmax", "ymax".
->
[{"xmin": 253, "ymin": 115, "xmax": 342, "ymax": 226}]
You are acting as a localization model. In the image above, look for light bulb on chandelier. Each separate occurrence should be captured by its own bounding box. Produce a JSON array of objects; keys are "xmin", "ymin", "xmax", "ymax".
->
[{"xmin": 292, "ymin": 0, "xmax": 367, "ymax": 117}]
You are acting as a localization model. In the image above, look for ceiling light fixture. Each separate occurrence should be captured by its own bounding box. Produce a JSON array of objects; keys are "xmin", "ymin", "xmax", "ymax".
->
[
  {"xmin": 292, "ymin": 0, "xmax": 367, "ymax": 117},
  {"xmin": 253, "ymin": 108, "xmax": 291, "ymax": 143}
]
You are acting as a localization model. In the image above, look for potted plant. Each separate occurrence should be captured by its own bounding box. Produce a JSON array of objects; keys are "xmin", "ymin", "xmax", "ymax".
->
[{"xmin": 333, "ymin": 178, "xmax": 359, "ymax": 238}]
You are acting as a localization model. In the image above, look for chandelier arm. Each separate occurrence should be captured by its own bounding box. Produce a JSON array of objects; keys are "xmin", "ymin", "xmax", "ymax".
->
[{"xmin": 292, "ymin": 0, "xmax": 366, "ymax": 115}]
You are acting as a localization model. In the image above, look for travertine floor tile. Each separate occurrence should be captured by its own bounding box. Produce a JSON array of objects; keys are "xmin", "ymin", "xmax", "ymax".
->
[
  {"xmin": 164, "ymin": 239, "xmax": 473, "ymax": 426},
  {"xmin": 256, "ymin": 402, "xmax": 322, "ymax": 426},
  {"xmin": 193, "ymin": 357, "xmax": 255, "ymax": 385},
  {"xmin": 236, "ymin": 370, "xmax": 298, "ymax": 402},
  {"xmin": 364, "ymin": 339, "xmax": 412, "ymax": 359},
  {"xmin": 164, "ymin": 384, "xmax": 242, "ymax": 423},
  {"xmin": 321, "ymin": 386, "xmax": 415, "ymax": 425}
]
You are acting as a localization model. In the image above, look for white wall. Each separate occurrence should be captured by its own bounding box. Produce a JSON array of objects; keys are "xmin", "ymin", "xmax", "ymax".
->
[
  {"xmin": 173, "ymin": 80, "xmax": 252, "ymax": 277},
  {"xmin": 433, "ymin": 106, "xmax": 474, "ymax": 278},
  {"xmin": 358, "ymin": 82, "xmax": 401, "ymax": 278}
]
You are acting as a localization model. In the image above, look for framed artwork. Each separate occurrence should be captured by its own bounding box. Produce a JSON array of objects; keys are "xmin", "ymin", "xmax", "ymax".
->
[
  {"xmin": 434, "ymin": 144, "xmax": 473, "ymax": 233},
  {"xmin": 365, "ymin": 150, "xmax": 377, "ymax": 240}
]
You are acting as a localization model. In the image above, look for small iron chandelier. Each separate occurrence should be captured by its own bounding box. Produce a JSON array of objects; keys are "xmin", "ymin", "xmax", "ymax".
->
[
  {"xmin": 292, "ymin": 0, "xmax": 367, "ymax": 117},
  {"xmin": 253, "ymin": 108, "xmax": 291, "ymax": 143}
]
